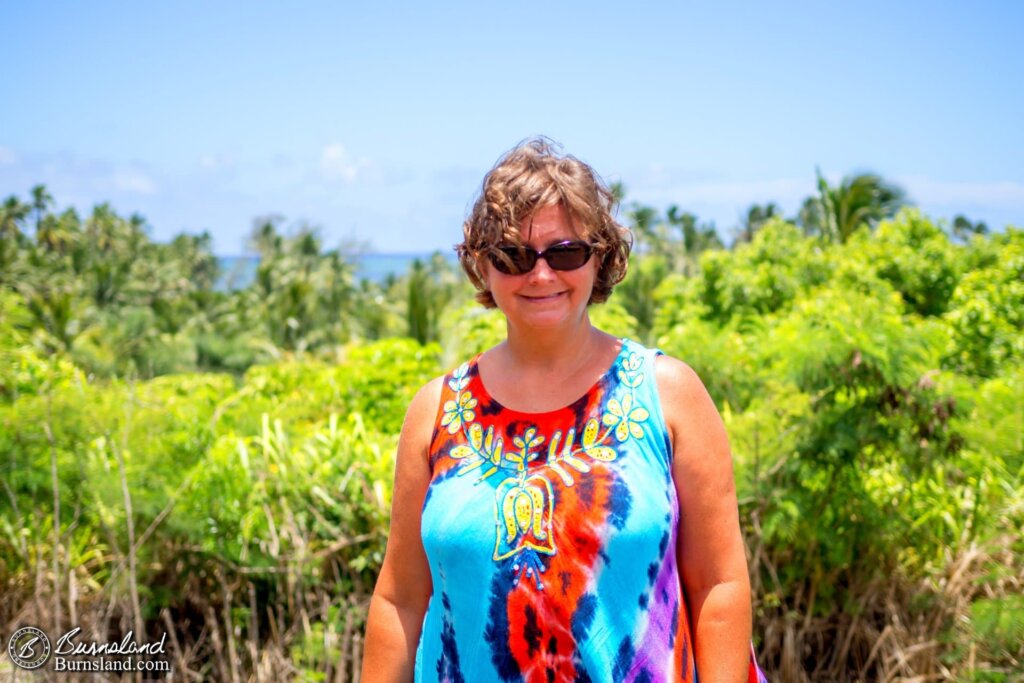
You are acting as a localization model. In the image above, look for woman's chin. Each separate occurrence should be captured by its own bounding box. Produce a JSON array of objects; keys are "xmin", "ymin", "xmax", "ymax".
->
[{"xmin": 505, "ymin": 305, "xmax": 588, "ymax": 330}]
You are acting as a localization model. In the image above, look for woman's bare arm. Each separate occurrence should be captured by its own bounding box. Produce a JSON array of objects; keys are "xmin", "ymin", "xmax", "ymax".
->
[
  {"xmin": 360, "ymin": 376, "xmax": 443, "ymax": 682},
  {"xmin": 656, "ymin": 356, "xmax": 752, "ymax": 682}
]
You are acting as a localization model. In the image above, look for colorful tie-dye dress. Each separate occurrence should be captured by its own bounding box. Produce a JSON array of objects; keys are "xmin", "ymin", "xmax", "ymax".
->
[{"xmin": 416, "ymin": 338, "xmax": 766, "ymax": 682}]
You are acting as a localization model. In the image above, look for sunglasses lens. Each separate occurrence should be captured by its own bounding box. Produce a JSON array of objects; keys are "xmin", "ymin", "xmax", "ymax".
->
[
  {"xmin": 489, "ymin": 247, "xmax": 535, "ymax": 275},
  {"xmin": 545, "ymin": 243, "xmax": 591, "ymax": 271},
  {"xmin": 488, "ymin": 242, "xmax": 592, "ymax": 274}
]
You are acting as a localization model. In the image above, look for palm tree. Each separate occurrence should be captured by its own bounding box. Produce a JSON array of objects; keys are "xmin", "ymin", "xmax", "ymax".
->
[
  {"xmin": 249, "ymin": 215, "xmax": 285, "ymax": 259},
  {"xmin": 616, "ymin": 203, "xmax": 722, "ymax": 342},
  {"xmin": 84, "ymin": 204, "xmax": 136, "ymax": 306},
  {"xmin": 1, "ymin": 195, "xmax": 29, "ymax": 239},
  {"xmin": 30, "ymin": 184, "xmax": 54, "ymax": 234},
  {"xmin": 245, "ymin": 220, "xmax": 361, "ymax": 351},
  {"xmin": 86, "ymin": 203, "xmax": 121, "ymax": 253},
  {"xmin": 951, "ymin": 214, "xmax": 988, "ymax": 242},
  {"xmin": 799, "ymin": 170, "xmax": 906, "ymax": 243},
  {"xmin": 664, "ymin": 206, "xmax": 722, "ymax": 274},
  {"xmin": 168, "ymin": 231, "xmax": 219, "ymax": 291},
  {"xmin": 626, "ymin": 202, "xmax": 721, "ymax": 271},
  {"xmin": 0, "ymin": 195, "xmax": 30, "ymax": 279},
  {"xmin": 626, "ymin": 203, "xmax": 660, "ymax": 255},
  {"xmin": 36, "ymin": 209, "xmax": 80, "ymax": 255},
  {"xmin": 734, "ymin": 203, "xmax": 779, "ymax": 245},
  {"xmin": 20, "ymin": 277, "xmax": 80, "ymax": 352},
  {"xmin": 126, "ymin": 213, "xmax": 148, "ymax": 258},
  {"xmin": 404, "ymin": 252, "xmax": 457, "ymax": 345}
]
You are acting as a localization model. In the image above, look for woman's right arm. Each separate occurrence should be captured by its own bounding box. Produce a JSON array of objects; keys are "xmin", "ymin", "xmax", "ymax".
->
[{"xmin": 360, "ymin": 376, "xmax": 443, "ymax": 682}]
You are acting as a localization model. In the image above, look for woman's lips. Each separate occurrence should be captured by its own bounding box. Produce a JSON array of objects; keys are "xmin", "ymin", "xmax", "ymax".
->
[{"xmin": 520, "ymin": 292, "xmax": 565, "ymax": 302}]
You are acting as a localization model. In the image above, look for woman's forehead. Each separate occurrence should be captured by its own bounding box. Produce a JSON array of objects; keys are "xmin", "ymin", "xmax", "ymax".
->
[{"xmin": 516, "ymin": 203, "xmax": 587, "ymax": 243}]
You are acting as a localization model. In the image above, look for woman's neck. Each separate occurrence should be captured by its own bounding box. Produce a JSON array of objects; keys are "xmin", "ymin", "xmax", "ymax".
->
[{"xmin": 501, "ymin": 312, "xmax": 602, "ymax": 372}]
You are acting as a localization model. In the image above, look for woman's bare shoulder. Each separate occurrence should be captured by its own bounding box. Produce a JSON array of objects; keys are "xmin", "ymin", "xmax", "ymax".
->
[
  {"xmin": 652, "ymin": 354, "xmax": 724, "ymax": 448},
  {"xmin": 653, "ymin": 354, "xmax": 708, "ymax": 405},
  {"xmin": 405, "ymin": 374, "xmax": 447, "ymax": 431},
  {"xmin": 412, "ymin": 373, "xmax": 447, "ymax": 406}
]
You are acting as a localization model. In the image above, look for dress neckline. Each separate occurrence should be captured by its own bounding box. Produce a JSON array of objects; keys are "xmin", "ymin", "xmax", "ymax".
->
[{"xmin": 470, "ymin": 337, "xmax": 629, "ymax": 417}]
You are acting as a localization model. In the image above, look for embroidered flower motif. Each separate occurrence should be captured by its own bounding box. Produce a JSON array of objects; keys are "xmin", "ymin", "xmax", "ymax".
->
[
  {"xmin": 624, "ymin": 352, "xmax": 643, "ymax": 372},
  {"xmin": 438, "ymin": 346, "xmax": 653, "ymax": 591},
  {"xmin": 508, "ymin": 428, "xmax": 545, "ymax": 471},
  {"xmin": 616, "ymin": 352, "xmax": 645, "ymax": 388},
  {"xmin": 447, "ymin": 362, "xmax": 471, "ymax": 392},
  {"xmin": 452, "ymin": 423, "xmax": 505, "ymax": 482},
  {"xmin": 441, "ymin": 391, "xmax": 478, "ymax": 434},
  {"xmin": 494, "ymin": 475, "xmax": 555, "ymax": 562},
  {"xmin": 581, "ymin": 419, "xmax": 617, "ymax": 461},
  {"xmin": 602, "ymin": 393, "xmax": 650, "ymax": 442},
  {"xmin": 512, "ymin": 427, "xmax": 545, "ymax": 451}
]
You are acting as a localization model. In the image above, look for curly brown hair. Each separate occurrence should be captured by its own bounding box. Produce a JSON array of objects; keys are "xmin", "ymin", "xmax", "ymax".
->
[{"xmin": 456, "ymin": 137, "xmax": 632, "ymax": 308}]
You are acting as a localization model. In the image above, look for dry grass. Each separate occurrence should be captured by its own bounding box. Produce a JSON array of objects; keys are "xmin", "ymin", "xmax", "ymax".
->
[
  {"xmin": 4, "ymin": 523, "xmax": 1022, "ymax": 681},
  {"xmin": 1, "ymin": 508, "xmax": 371, "ymax": 682},
  {"xmin": 2, "ymin": 402, "xmax": 1019, "ymax": 681},
  {"xmin": 749, "ymin": 529, "xmax": 1023, "ymax": 682}
]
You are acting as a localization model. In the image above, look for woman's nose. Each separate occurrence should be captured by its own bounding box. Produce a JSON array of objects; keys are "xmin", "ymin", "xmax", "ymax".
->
[{"xmin": 527, "ymin": 255, "xmax": 558, "ymax": 283}]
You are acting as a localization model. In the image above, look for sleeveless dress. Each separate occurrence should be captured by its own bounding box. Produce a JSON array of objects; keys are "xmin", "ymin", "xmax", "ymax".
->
[{"xmin": 416, "ymin": 338, "xmax": 767, "ymax": 682}]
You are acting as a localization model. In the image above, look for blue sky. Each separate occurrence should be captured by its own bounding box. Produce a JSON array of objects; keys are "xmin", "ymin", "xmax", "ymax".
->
[{"xmin": 2, "ymin": 1, "xmax": 1022, "ymax": 254}]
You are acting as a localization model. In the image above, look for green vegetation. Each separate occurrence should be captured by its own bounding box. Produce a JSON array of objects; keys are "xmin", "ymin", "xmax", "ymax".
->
[{"xmin": 1, "ymin": 178, "xmax": 1022, "ymax": 680}]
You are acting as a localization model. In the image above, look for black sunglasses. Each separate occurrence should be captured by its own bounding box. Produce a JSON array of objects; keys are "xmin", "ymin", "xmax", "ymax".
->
[{"xmin": 487, "ymin": 240, "xmax": 595, "ymax": 275}]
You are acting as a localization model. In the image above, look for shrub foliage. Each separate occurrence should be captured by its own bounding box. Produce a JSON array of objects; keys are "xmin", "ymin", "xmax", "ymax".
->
[{"xmin": 1, "ymin": 189, "xmax": 1021, "ymax": 680}]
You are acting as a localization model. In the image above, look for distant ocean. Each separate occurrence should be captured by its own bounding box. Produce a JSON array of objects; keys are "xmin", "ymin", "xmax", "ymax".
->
[{"xmin": 215, "ymin": 252, "xmax": 458, "ymax": 290}]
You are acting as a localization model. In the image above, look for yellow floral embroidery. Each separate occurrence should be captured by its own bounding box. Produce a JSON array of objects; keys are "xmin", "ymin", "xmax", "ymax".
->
[
  {"xmin": 495, "ymin": 475, "xmax": 555, "ymax": 561},
  {"xmin": 440, "ymin": 391, "xmax": 478, "ymax": 434},
  {"xmin": 602, "ymin": 393, "xmax": 650, "ymax": 442},
  {"xmin": 616, "ymin": 352, "xmax": 645, "ymax": 387},
  {"xmin": 442, "ymin": 346, "xmax": 651, "ymax": 589}
]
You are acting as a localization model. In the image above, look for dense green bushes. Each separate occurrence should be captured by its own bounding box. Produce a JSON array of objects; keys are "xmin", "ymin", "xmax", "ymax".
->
[
  {"xmin": 650, "ymin": 214, "xmax": 1023, "ymax": 678},
  {"xmin": 1, "ymin": 193, "xmax": 1021, "ymax": 680},
  {"xmin": 1, "ymin": 335, "xmax": 441, "ymax": 679}
]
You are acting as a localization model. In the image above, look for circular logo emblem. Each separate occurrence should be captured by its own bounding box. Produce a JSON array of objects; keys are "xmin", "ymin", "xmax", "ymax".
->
[{"xmin": 8, "ymin": 627, "xmax": 51, "ymax": 670}]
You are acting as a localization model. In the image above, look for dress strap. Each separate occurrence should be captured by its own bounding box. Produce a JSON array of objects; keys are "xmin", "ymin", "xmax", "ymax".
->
[{"xmin": 611, "ymin": 340, "xmax": 672, "ymax": 463}]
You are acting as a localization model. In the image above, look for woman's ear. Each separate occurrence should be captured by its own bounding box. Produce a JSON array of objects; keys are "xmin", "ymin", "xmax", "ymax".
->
[{"xmin": 474, "ymin": 252, "xmax": 490, "ymax": 282}]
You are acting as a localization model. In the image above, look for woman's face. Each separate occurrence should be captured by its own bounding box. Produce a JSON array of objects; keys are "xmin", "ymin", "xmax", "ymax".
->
[{"xmin": 484, "ymin": 202, "xmax": 598, "ymax": 331}]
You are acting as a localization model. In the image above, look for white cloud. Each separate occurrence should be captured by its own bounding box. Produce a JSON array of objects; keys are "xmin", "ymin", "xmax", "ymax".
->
[
  {"xmin": 0, "ymin": 151, "xmax": 161, "ymax": 199},
  {"xmin": 111, "ymin": 168, "xmax": 157, "ymax": 195},
  {"xmin": 199, "ymin": 153, "xmax": 235, "ymax": 171},
  {"xmin": 320, "ymin": 143, "xmax": 367, "ymax": 182},
  {"xmin": 0, "ymin": 146, "xmax": 16, "ymax": 165}
]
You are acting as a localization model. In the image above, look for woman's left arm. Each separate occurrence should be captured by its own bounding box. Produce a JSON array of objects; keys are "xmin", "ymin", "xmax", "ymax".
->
[{"xmin": 655, "ymin": 355, "xmax": 752, "ymax": 682}]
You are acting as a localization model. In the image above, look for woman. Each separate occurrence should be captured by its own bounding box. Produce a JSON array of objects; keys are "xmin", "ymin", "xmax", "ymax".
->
[{"xmin": 363, "ymin": 138, "xmax": 765, "ymax": 682}]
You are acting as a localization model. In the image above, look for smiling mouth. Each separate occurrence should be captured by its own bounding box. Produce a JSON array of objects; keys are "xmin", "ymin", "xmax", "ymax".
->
[{"xmin": 521, "ymin": 292, "xmax": 565, "ymax": 302}]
